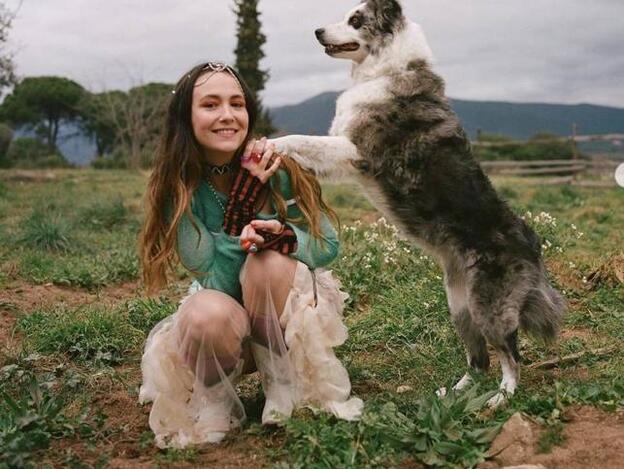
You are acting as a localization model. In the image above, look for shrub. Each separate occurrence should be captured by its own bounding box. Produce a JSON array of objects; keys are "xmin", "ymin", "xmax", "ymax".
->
[
  {"xmin": 474, "ymin": 132, "xmax": 575, "ymax": 162},
  {"xmin": 6, "ymin": 137, "xmax": 71, "ymax": 168},
  {"xmin": 19, "ymin": 210, "xmax": 73, "ymax": 252}
]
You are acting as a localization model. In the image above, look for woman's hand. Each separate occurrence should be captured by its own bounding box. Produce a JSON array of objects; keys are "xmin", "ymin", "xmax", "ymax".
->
[
  {"xmin": 241, "ymin": 137, "xmax": 281, "ymax": 184},
  {"xmin": 240, "ymin": 219, "xmax": 284, "ymax": 252}
]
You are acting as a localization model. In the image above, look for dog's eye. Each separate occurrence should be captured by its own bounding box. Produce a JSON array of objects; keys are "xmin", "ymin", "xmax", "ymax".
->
[{"xmin": 349, "ymin": 15, "xmax": 362, "ymax": 30}]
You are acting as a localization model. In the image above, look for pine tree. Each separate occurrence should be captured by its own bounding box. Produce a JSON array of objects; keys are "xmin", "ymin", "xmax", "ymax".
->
[{"xmin": 233, "ymin": 0, "xmax": 276, "ymax": 135}]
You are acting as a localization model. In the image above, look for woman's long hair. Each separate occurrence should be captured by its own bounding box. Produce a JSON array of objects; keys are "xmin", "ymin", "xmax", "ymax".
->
[{"xmin": 140, "ymin": 63, "xmax": 338, "ymax": 293}]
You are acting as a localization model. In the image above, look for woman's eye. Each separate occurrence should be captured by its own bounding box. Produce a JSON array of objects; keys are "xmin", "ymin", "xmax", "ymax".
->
[
  {"xmin": 232, "ymin": 102, "xmax": 245, "ymax": 108},
  {"xmin": 203, "ymin": 103, "xmax": 217, "ymax": 109}
]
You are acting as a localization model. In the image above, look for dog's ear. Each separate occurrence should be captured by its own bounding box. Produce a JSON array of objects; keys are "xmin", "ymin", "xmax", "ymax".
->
[{"xmin": 370, "ymin": 0, "xmax": 404, "ymax": 35}]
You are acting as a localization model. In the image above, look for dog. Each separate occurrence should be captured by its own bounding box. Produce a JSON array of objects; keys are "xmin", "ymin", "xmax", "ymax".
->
[{"xmin": 270, "ymin": 0, "xmax": 566, "ymax": 407}]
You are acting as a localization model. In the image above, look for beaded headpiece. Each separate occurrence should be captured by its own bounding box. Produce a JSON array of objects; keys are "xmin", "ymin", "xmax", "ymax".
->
[{"xmin": 172, "ymin": 61, "xmax": 244, "ymax": 95}]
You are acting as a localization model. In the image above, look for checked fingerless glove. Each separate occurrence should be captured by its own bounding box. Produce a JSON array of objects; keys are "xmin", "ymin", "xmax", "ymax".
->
[
  {"xmin": 223, "ymin": 168, "xmax": 265, "ymax": 236},
  {"xmin": 257, "ymin": 224, "xmax": 298, "ymax": 255}
]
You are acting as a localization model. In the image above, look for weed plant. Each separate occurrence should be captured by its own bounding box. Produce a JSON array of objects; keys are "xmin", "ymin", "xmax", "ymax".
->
[
  {"xmin": 278, "ymin": 387, "xmax": 501, "ymax": 468},
  {"xmin": 0, "ymin": 359, "xmax": 102, "ymax": 468},
  {"xmin": 334, "ymin": 218, "xmax": 423, "ymax": 310},
  {"xmin": 19, "ymin": 210, "xmax": 73, "ymax": 252}
]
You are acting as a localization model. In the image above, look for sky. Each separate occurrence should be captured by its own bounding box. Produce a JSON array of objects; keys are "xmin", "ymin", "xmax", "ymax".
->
[{"xmin": 5, "ymin": 0, "xmax": 624, "ymax": 108}]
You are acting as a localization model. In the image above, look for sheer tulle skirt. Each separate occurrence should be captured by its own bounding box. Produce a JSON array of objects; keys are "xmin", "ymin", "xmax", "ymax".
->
[{"xmin": 139, "ymin": 260, "xmax": 363, "ymax": 448}]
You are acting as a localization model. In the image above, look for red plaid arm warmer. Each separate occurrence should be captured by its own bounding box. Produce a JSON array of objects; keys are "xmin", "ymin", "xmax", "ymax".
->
[
  {"xmin": 223, "ymin": 168, "xmax": 265, "ymax": 236},
  {"xmin": 257, "ymin": 224, "xmax": 298, "ymax": 255}
]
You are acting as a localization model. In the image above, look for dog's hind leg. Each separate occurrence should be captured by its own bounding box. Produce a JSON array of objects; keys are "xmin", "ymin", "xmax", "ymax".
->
[
  {"xmin": 486, "ymin": 328, "xmax": 521, "ymax": 408},
  {"xmin": 437, "ymin": 269, "xmax": 490, "ymax": 397}
]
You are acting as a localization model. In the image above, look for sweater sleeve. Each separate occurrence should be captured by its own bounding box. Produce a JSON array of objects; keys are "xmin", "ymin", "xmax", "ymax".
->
[
  {"xmin": 273, "ymin": 170, "xmax": 340, "ymax": 269},
  {"xmin": 176, "ymin": 209, "xmax": 217, "ymax": 273}
]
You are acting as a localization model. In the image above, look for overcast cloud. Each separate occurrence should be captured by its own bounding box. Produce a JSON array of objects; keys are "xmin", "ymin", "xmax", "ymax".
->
[{"xmin": 5, "ymin": 0, "xmax": 624, "ymax": 108}]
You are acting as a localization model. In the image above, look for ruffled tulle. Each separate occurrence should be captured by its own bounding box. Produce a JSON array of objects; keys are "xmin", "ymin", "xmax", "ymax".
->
[
  {"xmin": 139, "ymin": 261, "xmax": 362, "ymax": 448},
  {"xmin": 282, "ymin": 263, "xmax": 363, "ymax": 420}
]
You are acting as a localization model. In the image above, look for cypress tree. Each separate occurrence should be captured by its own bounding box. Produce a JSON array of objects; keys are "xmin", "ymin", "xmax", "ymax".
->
[{"xmin": 233, "ymin": 0, "xmax": 276, "ymax": 135}]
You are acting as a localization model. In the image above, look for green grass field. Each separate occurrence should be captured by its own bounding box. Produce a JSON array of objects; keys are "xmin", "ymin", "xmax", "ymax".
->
[{"xmin": 1, "ymin": 169, "xmax": 623, "ymax": 468}]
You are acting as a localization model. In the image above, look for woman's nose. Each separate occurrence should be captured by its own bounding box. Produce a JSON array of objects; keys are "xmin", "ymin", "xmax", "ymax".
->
[{"xmin": 219, "ymin": 105, "xmax": 234, "ymax": 121}]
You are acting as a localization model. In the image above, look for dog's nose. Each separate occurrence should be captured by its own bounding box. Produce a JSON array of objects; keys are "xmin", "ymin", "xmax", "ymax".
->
[{"xmin": 315, "ymin": 28, "xmax": 325, "ymax": 39}]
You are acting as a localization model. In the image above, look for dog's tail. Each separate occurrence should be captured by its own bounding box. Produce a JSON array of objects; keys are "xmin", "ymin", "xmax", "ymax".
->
[{"xmin": 520, "ymin": 275, "xmax": 566, "ymax": 343}]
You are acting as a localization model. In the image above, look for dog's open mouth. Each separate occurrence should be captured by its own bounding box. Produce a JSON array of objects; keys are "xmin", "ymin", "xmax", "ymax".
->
[{"xmin": 324, "ymin": 42, "xmax": 360, "ymax": 54}]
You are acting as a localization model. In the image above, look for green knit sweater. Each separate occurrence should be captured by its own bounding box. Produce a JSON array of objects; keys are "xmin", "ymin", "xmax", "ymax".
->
[{"xmin": 177, "ymin": 170, "xmax": 339, "ymax": 301}]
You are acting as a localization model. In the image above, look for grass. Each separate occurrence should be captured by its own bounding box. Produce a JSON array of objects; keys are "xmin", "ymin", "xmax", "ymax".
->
[
  {"xmin": 0, "ymin": 169, "xmax": 623, "ymax": 467},
  {"xmin": 19, "ymin": 210, "xmax": 73, "ymax": 252},
  {"xmin": 17, "ymin": 305, "xmax": 144, "ymax": 365}
]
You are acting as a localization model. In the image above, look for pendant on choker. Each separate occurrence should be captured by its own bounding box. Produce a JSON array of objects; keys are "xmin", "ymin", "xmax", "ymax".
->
[{"xmin": 205, "ymin": 163, "xmax": 232, "ymax": 176}]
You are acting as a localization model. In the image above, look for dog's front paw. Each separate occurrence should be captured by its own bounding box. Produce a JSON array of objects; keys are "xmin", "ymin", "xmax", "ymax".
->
[{"xmin": 269, "ymin": 136, "xmax": 296, "ymax": 156}]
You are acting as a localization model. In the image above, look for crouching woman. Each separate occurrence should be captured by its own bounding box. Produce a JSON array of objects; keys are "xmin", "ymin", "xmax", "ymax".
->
[{"xmin": 137, "ymin": 62, "xmax": 362, "ymax": 448}]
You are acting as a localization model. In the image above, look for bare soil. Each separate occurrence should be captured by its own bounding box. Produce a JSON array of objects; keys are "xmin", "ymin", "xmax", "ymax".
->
[{"xmin": 481, "ymin": 406, "xmax": 624, "ymax": 469}]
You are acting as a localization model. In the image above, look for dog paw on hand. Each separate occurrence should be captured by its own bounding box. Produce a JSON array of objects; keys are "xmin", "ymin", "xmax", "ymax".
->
[{"xmin": 268, "ymin": 136, "xmax": 296, "ymax": 156}]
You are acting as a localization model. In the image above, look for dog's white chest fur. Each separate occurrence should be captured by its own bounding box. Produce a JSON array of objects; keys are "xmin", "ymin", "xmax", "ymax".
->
[{"xmin": 329, "ymin": 77, "xmax": 390, "ymax": 137}]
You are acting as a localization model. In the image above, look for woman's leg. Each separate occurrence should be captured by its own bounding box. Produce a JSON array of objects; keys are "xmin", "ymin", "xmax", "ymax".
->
[
  {"xmin": 175, "ymin": 289, "xmax": 250, "ymax": 386},
  {"xmin": 240, "ymin": 250, "xmax": 298, "ymax": 424},
  {"xmin": 240, "ymin": 250, "xmax": 297, "ymax": 350}
]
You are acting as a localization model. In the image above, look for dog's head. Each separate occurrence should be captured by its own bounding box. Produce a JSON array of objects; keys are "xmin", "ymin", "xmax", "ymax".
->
[{"xmin": 314, "ymin": 0, "xmax": 406, "ymax": 63}]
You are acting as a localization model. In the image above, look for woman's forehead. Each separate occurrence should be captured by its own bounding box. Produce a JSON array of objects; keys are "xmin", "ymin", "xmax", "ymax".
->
[{"xmin": 193, "ymin": 72, "xmax": 244, "ymax": 99}]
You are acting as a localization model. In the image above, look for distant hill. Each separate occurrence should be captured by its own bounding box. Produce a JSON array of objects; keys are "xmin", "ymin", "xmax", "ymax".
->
[
  {"xmin": 14, "ymin": 95, "xmax": 624, "ymax": 166},
  {"xmin": 270, "ymin": 91, "xmax": 624, "ymax": 140}
]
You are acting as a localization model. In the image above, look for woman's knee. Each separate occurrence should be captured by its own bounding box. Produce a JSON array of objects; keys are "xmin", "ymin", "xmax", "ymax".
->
[
  {"xmin": 177, "ymin": 290, "xmax": 250, "ymax": 358},
  {"xmin": 241, "ymin": 250, "xmax": 296, "ymax": 293}
]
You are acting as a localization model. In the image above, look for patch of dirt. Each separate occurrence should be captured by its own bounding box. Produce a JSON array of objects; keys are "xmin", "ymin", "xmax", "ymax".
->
[
  {"xmin": 45, "ymin": 375, "xmax": 275, "ymax": 468},
  {"xmin": 481, "ymin": 406, "xmax": 624, "ymax": 469},
  {"xmin": 0, "ymin": 280, "xmax": 140, "ymax": 313}
]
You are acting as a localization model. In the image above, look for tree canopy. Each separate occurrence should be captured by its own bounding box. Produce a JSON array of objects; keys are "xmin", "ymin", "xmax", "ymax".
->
[{"xmin": 0, "ymin": 76, "xmax": 86, "ymax": 151}]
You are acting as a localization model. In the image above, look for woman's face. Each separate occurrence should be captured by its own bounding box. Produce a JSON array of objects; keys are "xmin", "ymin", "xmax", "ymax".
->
[{"xmin": 191, "ymin": 72, "xmax": 249, "ymax": 163}]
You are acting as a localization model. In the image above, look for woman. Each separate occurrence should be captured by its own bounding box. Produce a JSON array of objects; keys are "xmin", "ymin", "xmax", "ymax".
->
[{"xmin": 138, "ymin": 62, "xmax": 362, "ymax": 448}]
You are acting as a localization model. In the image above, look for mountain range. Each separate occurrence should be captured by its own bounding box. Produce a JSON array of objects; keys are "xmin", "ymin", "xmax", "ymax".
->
[
  {"xmin": 40, "ymin": 93, "xmax": 624, "ymax": 166},
  {"xmin": 270, "ymin": 91, "xmax": 624, "ymax": 140}
]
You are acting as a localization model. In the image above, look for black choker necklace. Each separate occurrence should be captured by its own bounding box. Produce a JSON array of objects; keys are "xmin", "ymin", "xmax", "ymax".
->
[{"xmin": 205, "ymin": 162, "xmax": 233, "ymax": 176}]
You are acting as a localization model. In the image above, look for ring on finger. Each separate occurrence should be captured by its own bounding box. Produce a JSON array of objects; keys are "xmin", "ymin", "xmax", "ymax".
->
[{"xmin": 250, "ymin": 152, "xmax": 262, "ymax": 163}]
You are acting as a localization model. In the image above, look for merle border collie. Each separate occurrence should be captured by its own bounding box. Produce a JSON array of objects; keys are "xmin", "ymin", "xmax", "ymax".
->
[{"xmin": 271, "ymin": 0, "xmax": 565, "ymax": 407}]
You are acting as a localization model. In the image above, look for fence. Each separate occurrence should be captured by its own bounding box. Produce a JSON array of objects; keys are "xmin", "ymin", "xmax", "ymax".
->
[{"xmin": 474, "ymin": 132, "xmax": 624, "ymax": 187}]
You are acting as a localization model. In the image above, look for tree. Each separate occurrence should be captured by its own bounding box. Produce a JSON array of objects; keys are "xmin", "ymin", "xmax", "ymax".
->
[
  {"xmin": 233, "ymin": 0, "xmax": 275, "ymax": 135},
  {"xmin": 79, "ymin": 91, "xmax": 120, "ymax": 158},
  {"xmin": 0, "ymin": 2, "xmax": 17, "ymax": 94},
  {"xmin": 0, "ymin": 76, "xmax": 86, "ymax": 152},
  {"xmin": 94, "ymin": 82, "xmax": 170, "ymax": 169}
]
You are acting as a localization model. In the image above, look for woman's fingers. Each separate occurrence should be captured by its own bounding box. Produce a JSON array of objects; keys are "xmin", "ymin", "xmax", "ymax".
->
[
  {"xmin": 250, "ymin": 219, "xmax": 283, "ymax": 234},
  {"xmin": 266, "ymin": 154, "xmax": 281, "ymax": 177},
  {"xmin": 240, "ymin": 223, "xmax": 265, "ymax": 251}
]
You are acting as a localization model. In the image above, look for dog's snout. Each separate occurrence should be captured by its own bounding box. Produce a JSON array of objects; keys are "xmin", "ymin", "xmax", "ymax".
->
[{"xmin": 315, "ymin": 28, "xmax": 325, "ymax": 40}]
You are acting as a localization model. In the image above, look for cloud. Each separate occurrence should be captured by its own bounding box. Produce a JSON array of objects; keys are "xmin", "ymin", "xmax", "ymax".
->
[{"xmin": 5, "ymin": 0, "xmax": 624, "ymax": 107}]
